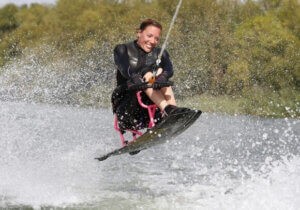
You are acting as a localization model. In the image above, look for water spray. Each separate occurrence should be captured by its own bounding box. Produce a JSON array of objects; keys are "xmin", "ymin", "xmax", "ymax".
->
[{"xmin": 149, "ymin": 0, "xmax": 183, "ymax": 84}]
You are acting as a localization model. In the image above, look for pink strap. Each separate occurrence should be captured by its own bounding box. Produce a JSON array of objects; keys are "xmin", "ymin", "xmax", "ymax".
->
[{"xmin": 136, "ymin": 91, "xmax": 157, "ymax": 129}]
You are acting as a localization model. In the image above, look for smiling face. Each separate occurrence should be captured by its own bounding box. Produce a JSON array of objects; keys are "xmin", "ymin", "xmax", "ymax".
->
[{"xmin": 137, "ymin": 25, "xmax": 161, "ymax": 53}]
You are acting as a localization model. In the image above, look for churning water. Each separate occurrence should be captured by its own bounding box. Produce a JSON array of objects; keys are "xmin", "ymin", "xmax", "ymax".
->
[{"xmin": 0, "ymin": 101, "xmax": 299, "ymax": 209}]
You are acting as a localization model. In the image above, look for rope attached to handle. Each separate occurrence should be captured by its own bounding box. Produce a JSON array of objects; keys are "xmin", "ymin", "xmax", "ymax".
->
[{"xmin": 150, "ymin": 0, "xmax": 183, "ymax": 83}]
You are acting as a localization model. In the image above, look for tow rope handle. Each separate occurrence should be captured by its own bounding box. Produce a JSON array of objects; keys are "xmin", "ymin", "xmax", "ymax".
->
[{"xmin": 148, "ymin": 58, "xmax": 161, "ymax": 84}]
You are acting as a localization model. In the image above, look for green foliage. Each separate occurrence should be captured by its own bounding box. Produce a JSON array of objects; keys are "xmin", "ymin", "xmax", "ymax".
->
[
  {"xmin": 258, "ymin": 0, "xmax": 282, "ymax": 10},
  {"xmin": 276, "ymin": 0, "xmax": 300, "ymax": 38},
  {"xmin": 230, "ymin": 0, "xmax": 262, "ymax": 24},
  {"xmin": 0, "ymin": 4, "xmax": 19, "ymax": 33},
  {"xmin": 231, "ymin": 13, "xmax": 299, "ymax": 92},
  {"xmin": 171, "ymin": 0, "xmax": 236, "ymax": 95},
  {"xmin": 225, "ymin": 60, "xmax": 250, "ymax": 93},
  {"xmin": 14, "ymin": 4, "xmax": 50, "ymax": 44}
]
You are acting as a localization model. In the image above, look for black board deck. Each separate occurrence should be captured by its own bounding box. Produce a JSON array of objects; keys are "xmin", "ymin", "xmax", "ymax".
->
[{"xmin": 95, "ymin": 109, "xmax": 202, "ymax": 161}]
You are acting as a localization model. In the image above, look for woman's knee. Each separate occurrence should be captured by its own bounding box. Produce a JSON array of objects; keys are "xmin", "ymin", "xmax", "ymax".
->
[{"xmin": 161, "ymin": 86, "xmax": 176, "ymax": 105}]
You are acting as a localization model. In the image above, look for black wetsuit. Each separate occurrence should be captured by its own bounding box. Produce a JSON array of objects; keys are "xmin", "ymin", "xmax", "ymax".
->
[{"xmin": 112, "ymin": 40, "xmax": 174, "ymax": 131}]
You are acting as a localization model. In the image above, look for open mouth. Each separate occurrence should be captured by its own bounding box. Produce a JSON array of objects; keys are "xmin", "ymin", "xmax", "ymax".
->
[{"xmin": 145, "ymin": 44, "xmax": 152, "ymax": 50}]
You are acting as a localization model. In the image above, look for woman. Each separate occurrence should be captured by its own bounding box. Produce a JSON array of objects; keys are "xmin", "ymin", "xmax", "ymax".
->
[{"xmin": 112, "ymin": 19, "xmax": 180, "ymax": 131}]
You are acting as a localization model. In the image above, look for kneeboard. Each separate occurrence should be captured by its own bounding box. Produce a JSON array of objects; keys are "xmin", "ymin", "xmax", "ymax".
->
[{"xmin": 95, "ymin": 109, "xmax": 202, "ymax": 161}]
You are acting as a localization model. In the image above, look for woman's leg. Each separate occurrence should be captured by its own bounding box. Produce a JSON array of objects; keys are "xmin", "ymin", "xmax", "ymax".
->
[
  {"xmin": 161, "ymin": 86, "xmax": 176, "ymax": 106},
  {"xmin": 144, "ymin": 86, "xmax": 176, "ymax": 111}
]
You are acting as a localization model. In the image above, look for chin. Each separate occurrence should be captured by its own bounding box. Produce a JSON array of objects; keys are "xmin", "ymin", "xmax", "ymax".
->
[{"xmin": 145, "ymin": 48, "xmax": 152, "ymax": 52}]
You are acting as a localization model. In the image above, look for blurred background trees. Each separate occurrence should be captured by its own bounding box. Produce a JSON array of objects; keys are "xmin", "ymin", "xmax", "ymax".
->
[{"xmin": 0, "ymin": 0, "xmax": 299, "ymax": 117}]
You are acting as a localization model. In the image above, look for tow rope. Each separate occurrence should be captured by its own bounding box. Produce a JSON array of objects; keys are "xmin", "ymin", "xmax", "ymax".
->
[{"xmin": 149, "ymin": 0, "xmax": 183, "ymax": 84}]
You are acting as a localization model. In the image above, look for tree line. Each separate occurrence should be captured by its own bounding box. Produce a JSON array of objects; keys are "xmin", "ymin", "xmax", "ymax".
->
[{"xmin": 0, "ymin": 0, "xmax": 299, "ymax": 117}]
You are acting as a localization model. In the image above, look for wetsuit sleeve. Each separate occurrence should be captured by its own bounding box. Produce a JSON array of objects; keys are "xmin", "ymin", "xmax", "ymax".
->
[
  {"xmin": 160, "ymin": 50, "xmax": 173, "ymax": 79},
  {"xmin": 114, "ymin": 44, "xmax": 130, "ymax": 79}
]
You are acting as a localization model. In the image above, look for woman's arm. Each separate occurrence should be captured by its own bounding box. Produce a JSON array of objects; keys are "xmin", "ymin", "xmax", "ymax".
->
[{"xmin": 114, "ymin": 44, "xmax": 131, "ymax": 79}]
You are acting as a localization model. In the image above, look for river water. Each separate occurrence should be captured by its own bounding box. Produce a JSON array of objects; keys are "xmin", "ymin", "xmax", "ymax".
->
[{"xmin": 0, "ymin": 101, "xmax": 299, "ymax": 209}]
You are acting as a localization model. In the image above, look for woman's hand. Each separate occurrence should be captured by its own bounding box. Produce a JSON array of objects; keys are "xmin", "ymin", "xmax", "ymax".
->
[
  {"xmin": 143, "ymin": 68, "xmax": 163, "ymax": 83},
  {"xmin": 143, "ymin": 72, "xmax": 153, "ymax": 83},
  {"xmin": 127, "ymin": 73, "xmax": 148, "ymax": 91},
  {"xmin": 156, "ymin": 68, "xmax": 163, "ymax": 76}
]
